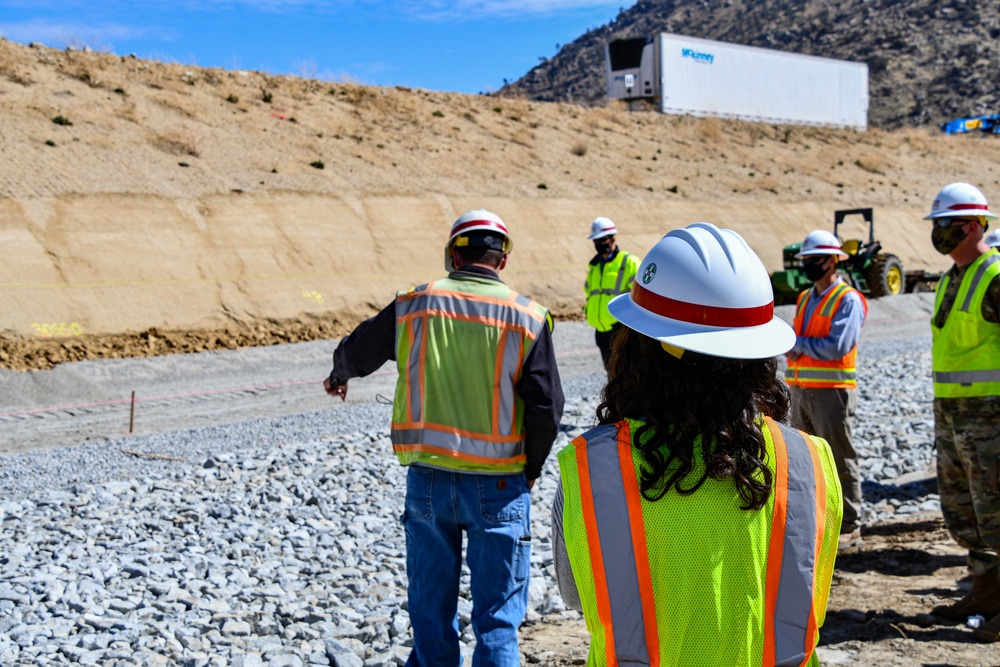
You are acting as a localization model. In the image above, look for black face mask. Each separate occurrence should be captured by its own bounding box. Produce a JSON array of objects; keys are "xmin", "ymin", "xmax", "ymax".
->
[
  {"xmin": 802, "ymin": 259, "xmax": 829, "ymax": 282},
  {"xmin": 594, "ymin": 239, "xmax": 613, "ymax": 255},
  {"xmin": 932, "ymin": 224, "xmax": 969, "ymax": 255}
]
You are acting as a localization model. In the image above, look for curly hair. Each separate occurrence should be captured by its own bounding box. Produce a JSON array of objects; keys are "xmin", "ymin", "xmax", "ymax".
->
[{"xmin": 596, "ymin": 326, "xmax": 789, "ymax": 511}]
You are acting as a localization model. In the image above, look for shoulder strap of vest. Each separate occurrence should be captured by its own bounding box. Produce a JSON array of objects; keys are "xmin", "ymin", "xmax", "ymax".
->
[
  {"xmin": 958, "ymin": 252, "xmax": 1000, "ymax": 314},
  {"xmin": 818, "ymin": 281, "xmax": 851, "ymax": 318},
  {"xmin": 762, "ymin": 418, "xmax": 826, "ymax": 666},
  {"xmin": 794, "ymin": 288, "xmax": 809, "ymax": 315},
  {"xmin": 571, "ymin": 421, "xmax": 660, "ymax": 664}
]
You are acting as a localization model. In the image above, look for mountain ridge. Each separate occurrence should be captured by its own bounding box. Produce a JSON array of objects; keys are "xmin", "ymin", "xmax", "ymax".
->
[{"xmin": 504, "ymin": 0, "xmax": 1000, "ymax": 129}]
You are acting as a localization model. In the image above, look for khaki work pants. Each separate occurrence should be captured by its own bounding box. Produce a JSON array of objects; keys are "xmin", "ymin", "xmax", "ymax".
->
[{"xmin": 790, "ymin": 386, "xmax": 861, "ymax": 533}]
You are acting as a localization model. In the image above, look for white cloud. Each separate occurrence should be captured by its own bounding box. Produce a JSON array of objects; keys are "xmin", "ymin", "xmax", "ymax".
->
[{"xmin": 0, "ymin": 18, "xmax": 163, "ymax": 49}]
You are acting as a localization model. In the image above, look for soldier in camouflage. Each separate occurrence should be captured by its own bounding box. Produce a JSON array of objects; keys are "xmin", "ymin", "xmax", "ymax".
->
[{"xmin": 923, "ymin": 183, "xmax": 1000, "ymax": 642}]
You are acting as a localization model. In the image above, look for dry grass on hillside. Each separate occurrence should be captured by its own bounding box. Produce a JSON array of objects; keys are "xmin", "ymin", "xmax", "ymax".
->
[{"xmin": 3, "ymin": 37, "xmax": 1000, "ymax": 209}]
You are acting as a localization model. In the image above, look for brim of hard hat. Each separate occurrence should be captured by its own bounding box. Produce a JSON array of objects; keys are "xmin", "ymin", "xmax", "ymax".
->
[
  {"xmin": 924, "ymin": 210, "xmax": 1000, "ymax": 221},
  {"xmin": 587, "ymin": 229, "xmax": 617, "ymax": 240},
  {"xmin": 608, "ymin": 293, "xmax": 795, "ymax": 359},
  {"xmin": 795, "ymin": 248, "xmax": 850, "ymax": 260}
]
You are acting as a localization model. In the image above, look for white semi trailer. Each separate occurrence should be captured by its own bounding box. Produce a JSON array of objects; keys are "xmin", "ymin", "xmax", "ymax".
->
[{"xmin": 605, "ymin": 34, "xmax": 869, "ymax": 130}]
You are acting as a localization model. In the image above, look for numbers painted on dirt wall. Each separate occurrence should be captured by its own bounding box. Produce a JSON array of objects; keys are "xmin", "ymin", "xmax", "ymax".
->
[
  {"xmin": 32, "ymin": 322, "xmax": 84, "ymax": 338},
  {"xmin": 301, "ymin": 290, "xmax": 325, "ymax": 304}
]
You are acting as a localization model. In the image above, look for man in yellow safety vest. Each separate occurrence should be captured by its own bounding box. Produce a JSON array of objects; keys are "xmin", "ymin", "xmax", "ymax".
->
[
  {"xmin": 584, "ymin": 217, "xmax": 640, "ymax": 369},
  {"xmin": 325, "ymin": 209, "xmax": 565, "ymax": 664},
  {"xmin": 785, "ymin": 230, "xmax": 868, "ymax": 550},
  {"xmin": 552, "ymin": 222, "xmax": 842, "ymax": 666},
  {"xmin": 923, "ymin": 183, "xmax": 1000, "ymax": 643}
]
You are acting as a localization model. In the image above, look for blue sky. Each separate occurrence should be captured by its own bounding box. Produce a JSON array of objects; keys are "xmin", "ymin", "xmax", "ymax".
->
[{"xmin": 0, "ymin": 1, "xmax": 630, "ymax": 93}]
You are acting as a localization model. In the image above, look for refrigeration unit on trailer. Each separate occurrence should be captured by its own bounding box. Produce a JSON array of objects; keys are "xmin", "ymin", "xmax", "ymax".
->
[{"xmin": 605, "ymin": 34, "xmax": 869, "ymax": 130}]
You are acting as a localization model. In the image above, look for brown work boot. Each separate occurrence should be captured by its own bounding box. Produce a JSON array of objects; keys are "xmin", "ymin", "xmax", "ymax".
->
[
  {"xmin": 932, "ymin": 570, "xmax": 1000, "ymax": 620},
  {"xmin": 974, "ymin": 611, "xmax": 1000, "ymax": 642}
]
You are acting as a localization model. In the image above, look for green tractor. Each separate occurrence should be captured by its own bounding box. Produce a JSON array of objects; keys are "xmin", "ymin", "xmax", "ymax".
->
[{"xmin": 770, "ymin": 208, "xmax": 906, "ymax": 305}]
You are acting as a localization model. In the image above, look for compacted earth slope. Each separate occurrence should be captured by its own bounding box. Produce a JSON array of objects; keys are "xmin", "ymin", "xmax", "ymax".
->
[{"xmin": 1, "ymin": 38, "xmax": 999, "ymax": 371}]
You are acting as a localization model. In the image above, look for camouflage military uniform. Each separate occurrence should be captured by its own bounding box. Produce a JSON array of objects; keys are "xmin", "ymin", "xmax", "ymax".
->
[{"xmin": 934, "ymin": 262, "xmax": 1000, "ymax": 575}]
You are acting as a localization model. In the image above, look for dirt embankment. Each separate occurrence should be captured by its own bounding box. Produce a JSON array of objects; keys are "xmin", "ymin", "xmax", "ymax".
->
[{"xmin": 2, "ymin": 38, "xmax": 996, "ymax": 370}]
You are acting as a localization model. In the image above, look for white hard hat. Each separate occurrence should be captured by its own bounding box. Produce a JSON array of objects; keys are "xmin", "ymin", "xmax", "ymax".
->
[
  {"xmin": 608, "ymin": 222, "xmax": 794, "ymax": 359},
  {"xmin": 587, "ymin": 217, "xmax": 618, "ymax": 240},
  {"xmin": 986, "ymin": 229, "xmax": 1000, "ymax": 248},
  {"xmin": 447, "ymin": 209, "xmax": 512, "ymax": 253},
  {"xmin": 795, "ymin": 230, "xmax": 849, "ymax": 260},
  {"xmin": 925, "ymin": 182, "xmax": 998, "ymax": 221}
]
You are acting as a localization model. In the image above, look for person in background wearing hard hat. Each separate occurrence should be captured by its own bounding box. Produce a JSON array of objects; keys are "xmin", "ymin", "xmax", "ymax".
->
[
  {"xmin": 585, "ymin": 216, "xmax": 641, "ymax": 369},
  {"xmin": 324, "ymin": 210, "xmax": 565, "ymax": 665},
  {"xmin": 785, "ymin": 230, "xmax": 868, "ymax": 550},
  {"xmin": 986, "ymin": 229, "xmax": 1000, "ymax": 248},
  {"xmin": 551, "ymin": 222, "xmax": 842, "ymax": 666},
  {"xmin": 923, "ymin": 183, "xmax": 1000, "ymax": 642}
]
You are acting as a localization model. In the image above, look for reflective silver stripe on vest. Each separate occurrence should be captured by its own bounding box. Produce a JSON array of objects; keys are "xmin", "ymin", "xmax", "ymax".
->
[
  {"xmin": 391, "ymin": 426, "xmax": 523, "ymax": 461},
  {"xmin": 773, "ymin": 423, "xmax": 819, "ymax": 667},
  {"xmin": 397, "ymin": 292, "xmax": 543, "ymax": 334},
  {"xmin": 514, "ymin": 293, "xmax": 534, "ymax": 309},
  {"xmin": 783, "ymin": 369, "xmax": 856, "ymax": 382},
  {"xmin": 934, "ymin": 369, "xmax": 1000, "ymax": 386},
  {"xmin": 407, "ymin": 317, "xmax": 424, "ymax": 421},
  {"xmin": 960, "ymin": 254, "xmax": 1000, "ymax": 313},
  {"xmin": 613, "ymin": 254, "xmax": 631, "ymax": 294},
  {"xmin": 587, "ymin": 255, "xmax": 632, "ymax": 299},
  {"xmin": 497, "ymin": 328, "xmax": 522, "ymax": 437},
  {"xmin": 582, "ymin": 424, "xmax": 652, "ymax": 665},
  {"xmin": 820, "ymin": 283, "xmax": 849, "ymax": 317}
]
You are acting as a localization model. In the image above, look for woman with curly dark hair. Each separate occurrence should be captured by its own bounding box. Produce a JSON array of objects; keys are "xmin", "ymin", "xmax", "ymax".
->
[{"xmin": 552, "ymin": 222, "xmax": 842, "ymax": 667}]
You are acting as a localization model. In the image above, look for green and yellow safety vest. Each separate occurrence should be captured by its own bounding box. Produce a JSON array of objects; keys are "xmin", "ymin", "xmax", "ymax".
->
[
  {"xmin": 585, "ymin": 250, "xmax": 640, "ymax": 333},
  {"xmin": 932, "ymin": 249, "xmax": 1000, "ymax": 398},
  {"xmin": 391, "ymin": 274, "xmax": 551, "ymax": 474},
  {"xmin": 558, "ymin": 417, "xmax": 842, "ymax": 667}
]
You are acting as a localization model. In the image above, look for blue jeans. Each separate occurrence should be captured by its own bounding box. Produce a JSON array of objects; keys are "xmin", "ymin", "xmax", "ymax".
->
[{"xmin": 402, "ymin": 466, "xmax": 532, "ymax": 667}]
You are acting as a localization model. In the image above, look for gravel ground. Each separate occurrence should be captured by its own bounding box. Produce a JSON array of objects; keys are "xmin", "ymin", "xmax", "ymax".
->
[{"xmin": 0, "ymin": 297, "xmax": 942, "ymax": 665}]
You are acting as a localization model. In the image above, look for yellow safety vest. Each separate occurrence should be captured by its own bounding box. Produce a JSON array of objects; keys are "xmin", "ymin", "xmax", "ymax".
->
[
  {"xmin": 932, "ymin": 250, "xmax": 1000, "ymax": 398},
  {"xmin": 558, "ymin": 417, "xmax": 842, "ymax": 667},
  {"xmin": 585, "ymin": 250, "xmax": 640, "ymax": 333},
  {"xmin": 392, "ymin": 274, "xmax": 551, "ymax": 473}
]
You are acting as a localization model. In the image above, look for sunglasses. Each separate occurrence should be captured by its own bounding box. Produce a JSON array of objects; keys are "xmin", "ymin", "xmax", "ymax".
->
[{"xmin": 933, "ymin": 217, "xmax": 979, "ymax": 228}]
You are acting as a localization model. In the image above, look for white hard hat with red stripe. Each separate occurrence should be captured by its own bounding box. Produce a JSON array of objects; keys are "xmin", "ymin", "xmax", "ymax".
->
[
  {"xmin": 447, "ymin": 209, "xmax": 513, "ymax": 253},
  {"xmin": 795, "ymin": 230, "xmax": 849, "ymax": 260},
  {"xmin": 608, "ymin": 222, "xmax": 794, "ymax": 359},
  {"xmin": 924, "ymin": 182, "xmax": 998, "ymax": 221},
  {"xmin": 587, "ymin": 217, "xmax": 618, "ymax": 240}
]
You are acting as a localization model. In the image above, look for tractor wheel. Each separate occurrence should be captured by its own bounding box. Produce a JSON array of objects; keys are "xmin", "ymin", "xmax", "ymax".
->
[{"xmin": 866, "ymin": 254, "xmax": 905, "ymax": 297}]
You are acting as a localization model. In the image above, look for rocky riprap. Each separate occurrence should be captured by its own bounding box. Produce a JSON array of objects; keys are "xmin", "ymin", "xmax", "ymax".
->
[{"xmin": 0, "ymin": 337, "xmax": 936, "ymax": 665}]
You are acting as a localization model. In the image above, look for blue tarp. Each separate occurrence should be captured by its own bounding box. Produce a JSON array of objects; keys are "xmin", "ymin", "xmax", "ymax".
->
[{"xmin": 941, "ymin": 114, "xmax": 1000, "ymax": 135}]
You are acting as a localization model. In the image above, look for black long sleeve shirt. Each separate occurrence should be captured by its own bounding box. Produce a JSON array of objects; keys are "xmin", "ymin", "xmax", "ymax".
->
[{"xmin": 329, "ymin": 266, "xmax": 565, "ymax": 480}]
